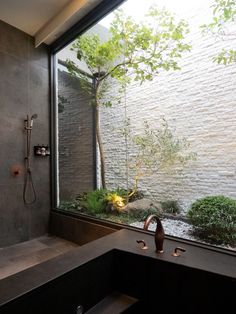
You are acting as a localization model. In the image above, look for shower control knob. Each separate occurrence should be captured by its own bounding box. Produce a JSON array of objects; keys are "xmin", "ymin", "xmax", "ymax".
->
[{"xmin": 10, "ymin": 165, "xmax": 22, "ymax": 176}]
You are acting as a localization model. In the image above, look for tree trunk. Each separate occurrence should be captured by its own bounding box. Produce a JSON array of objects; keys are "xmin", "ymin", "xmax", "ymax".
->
[{"xmin": 94, "ymin": 90, "xmax": 106, "ymax": 189}]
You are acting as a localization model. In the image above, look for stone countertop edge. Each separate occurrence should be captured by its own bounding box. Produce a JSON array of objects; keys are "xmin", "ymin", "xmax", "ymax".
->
[{"xmin": 0, "ymin": 229, "xmax": 235, "ymax": 306}]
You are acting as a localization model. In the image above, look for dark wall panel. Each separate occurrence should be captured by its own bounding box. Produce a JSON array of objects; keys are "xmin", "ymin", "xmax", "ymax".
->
[{"xmin": 0, "ymin": 21, "xmax": 50, "ymax": 247}]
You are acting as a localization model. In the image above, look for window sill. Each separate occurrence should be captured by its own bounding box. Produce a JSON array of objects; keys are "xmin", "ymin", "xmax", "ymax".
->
[{"xmin": 52, "ymin": 208, "xmax": 236, "ymax": 257}]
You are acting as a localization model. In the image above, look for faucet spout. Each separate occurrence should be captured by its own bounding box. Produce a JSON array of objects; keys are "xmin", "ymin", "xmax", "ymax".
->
[{"xmin": 144, "ymin": 214, "xmax": 164, "ymax": 253}]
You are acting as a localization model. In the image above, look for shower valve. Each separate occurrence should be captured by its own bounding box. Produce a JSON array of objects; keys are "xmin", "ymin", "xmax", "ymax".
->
[{"xmin": 34, "ymin": 145, "xmax": 50, "ymax": 157}]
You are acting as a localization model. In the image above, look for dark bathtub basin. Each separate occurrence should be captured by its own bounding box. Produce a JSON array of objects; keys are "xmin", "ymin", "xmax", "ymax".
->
[
  {"xmin": 0, "ymin": 229, "xmax": 235, "ymax": 314},
  {"xmin": 1, "ymin": 249, "xmax": 235, "ymax": 314}
]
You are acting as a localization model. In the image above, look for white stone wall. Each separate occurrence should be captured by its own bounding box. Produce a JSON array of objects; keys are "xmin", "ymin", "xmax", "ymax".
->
[{"xmin": 100, "ymin": 5, "xmax": 236, "ymax": 211}]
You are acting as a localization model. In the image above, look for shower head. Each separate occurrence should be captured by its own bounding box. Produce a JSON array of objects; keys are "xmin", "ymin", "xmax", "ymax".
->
[
  {"xmin": 31, "ymin": 114, "xmax": 38, "ymax": 120},
  {"xmin": 30, "ymin": 114, "xmax": 38, "ymax": 127}
]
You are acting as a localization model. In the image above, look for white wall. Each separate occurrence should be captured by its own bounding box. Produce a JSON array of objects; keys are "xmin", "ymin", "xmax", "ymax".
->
[{"xmin": 100, "ymin": 4, "xmax": 236, "ymax": 211}]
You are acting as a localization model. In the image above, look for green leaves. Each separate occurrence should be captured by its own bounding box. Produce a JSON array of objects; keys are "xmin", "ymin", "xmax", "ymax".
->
[
  {"xmin": 188, "ymin": 195, "xmax": 236, "ymax": 245},
  {"xmin": 80, "ymin": 189, "xmax": 108, "ymax": 214},
  {"xmin": 213, "ymin": 48, "xmax": 236, "ymax": 64},
  {"xmin": 66, "ymin": 5, "xmax": 191, "ymax": 107},
  {"xmin": 201, "ymin": 0, "xmax": 236, "ymax": 65},
  {"xmin": 71, "ymin": 34, "xmax": 122, "ymax": 75},
  {"xmin": 109, "ymin": 7, "xmax": 191, "ymax": 84},
  {"xmin": 125, "ymin": 118, "xmax": 196, "ymax": 192},
  {"xmin": 213, "ymin": 0, "xmax": 236, "ymax": 22}
]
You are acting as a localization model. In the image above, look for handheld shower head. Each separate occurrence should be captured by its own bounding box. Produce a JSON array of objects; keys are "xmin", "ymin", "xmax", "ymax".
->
[
  {"xmin": 31, "ymin": 114, "xmax": 38, "ymax": 120},
  {"xmin": 30, "ymin": 114, "xmax": 38, "ymax": 127}
]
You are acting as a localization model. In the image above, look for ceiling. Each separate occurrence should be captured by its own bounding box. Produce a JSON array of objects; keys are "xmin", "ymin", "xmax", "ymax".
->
[{"xmin": 0, "ymin": 0, "xmax": 103, "ymax": 47}]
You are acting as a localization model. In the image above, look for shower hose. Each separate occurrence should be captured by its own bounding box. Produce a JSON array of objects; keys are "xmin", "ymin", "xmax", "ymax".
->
[{"xmin": 23, "ymin": 121, "xmax": 37, "ymax": 204}]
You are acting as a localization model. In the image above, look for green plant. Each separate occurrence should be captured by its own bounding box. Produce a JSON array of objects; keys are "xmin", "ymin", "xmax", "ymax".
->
[
  {"xmin": 125, "ymin": 118, "xmax": 196, "ymax": 193},
  {"xmin": 59, "ymin": 200, "xmax": 81, "ymax": 211},
  {"xmin": 161, "ymin": 200, "xmax": 180, "ymax": 214},
  {"xmin": 66, "ymin": 6, "xmax": 191, "ymax": 188},
  {"xmin": 80, "ymin": 189, "xmax": 108, "ymax": 215},
  {"xmin": 111, "ymin": 187, "xmax": 127, "ymax": 198},
  {"xmin": 188, "ymin": 195, "xmax": 236, "ymax": 245},
  {"xmin": 201, "ymin": 0, "xmax": 236, "ymax": 64}
]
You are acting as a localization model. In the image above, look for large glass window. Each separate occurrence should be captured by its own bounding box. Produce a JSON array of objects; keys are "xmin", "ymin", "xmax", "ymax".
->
[{"xmin": 55, "ymin": 0, "xmax": 236, "ymax": 252}]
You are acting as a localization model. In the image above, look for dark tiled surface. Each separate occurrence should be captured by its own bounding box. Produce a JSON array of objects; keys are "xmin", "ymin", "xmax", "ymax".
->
[
  {"xmin": 29, "ymin": 200, "xmax": 50, "ymax": 239},
  {"xmin": 0, "ymin": 184, "xmax": 30, "ymax": 246},
  {"xmin": 0, "ymin": 21, "xmax": 29, "ymax": 59},
  {"xmin": 28, "ymin": 39, "xmax": 49, "ymax": 70},
  {"xmin": 50, "ymin": 212, "xmax": 116, "ymax": 245},
  {"xmin": 0, "ymin": 20, "xmax": 50, "ymax": 247},
  {"xmin": 0, "ymin": 235, "xmax": 78, "ymax": 279},
  {"xmin": 0, "ymin": 52, "xmax": 28, "ymax": 116},
  {"xmin": 0, "ymin": 21, "xmax": 49, "ymax": 68}
]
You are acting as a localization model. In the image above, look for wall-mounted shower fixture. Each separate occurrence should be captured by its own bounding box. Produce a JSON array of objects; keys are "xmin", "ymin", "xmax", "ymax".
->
[
  {"xmin": 24, "ymin": 114, "xmax": 38, "ymax": 130},
  {"xmin": 23, "ymin": 114, "xmax": 38, "ymax": 204},
  {"xmin": 34, "ymin": 145, "xmax": 50, "ymax": 157}
]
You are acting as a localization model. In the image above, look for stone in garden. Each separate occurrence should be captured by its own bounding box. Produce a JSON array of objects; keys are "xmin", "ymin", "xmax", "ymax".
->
[{"xmin": 123, "ymin": 198, "xmax": 162, "ymax": 215}]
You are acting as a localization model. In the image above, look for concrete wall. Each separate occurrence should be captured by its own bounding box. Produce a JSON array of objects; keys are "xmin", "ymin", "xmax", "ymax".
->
[
  {"xmin": 0, "ymin": 21, "xmax": 50, "ymax": 246},
  {"xmin": 100, "ymin": 8, "xmax": 236, "ymax": 211},
  {"xmin": 58, "ymin": 70, "xmax": 95, "ymax": 201}
]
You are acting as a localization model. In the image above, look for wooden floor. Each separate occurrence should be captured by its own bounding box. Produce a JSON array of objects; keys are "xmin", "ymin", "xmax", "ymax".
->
[{"xmin": 0, "ymin": 236, "xmax": 78, "ymax": 280}]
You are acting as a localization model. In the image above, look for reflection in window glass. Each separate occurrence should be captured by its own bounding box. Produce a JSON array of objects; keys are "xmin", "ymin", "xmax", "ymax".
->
[{"xmin": 56, "ymin": 0, "xmax": 236, "ymax": 251}]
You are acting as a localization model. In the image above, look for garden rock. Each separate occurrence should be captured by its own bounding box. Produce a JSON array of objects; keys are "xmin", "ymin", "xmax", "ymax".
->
[{"xmin": 123, "ymin": 198, "xmax": 162, "ymax": 215}]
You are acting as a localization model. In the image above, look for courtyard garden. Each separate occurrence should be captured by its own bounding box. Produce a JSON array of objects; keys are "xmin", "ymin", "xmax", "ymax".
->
[{"xmin": 61, "ymin": 190, "xmax": 236, "ymax": 250}]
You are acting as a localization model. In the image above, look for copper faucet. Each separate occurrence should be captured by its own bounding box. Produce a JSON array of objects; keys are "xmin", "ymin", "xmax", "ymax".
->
[{"xmin": 144, "ymin": 214, "xmax": 164, "ymax": 253}]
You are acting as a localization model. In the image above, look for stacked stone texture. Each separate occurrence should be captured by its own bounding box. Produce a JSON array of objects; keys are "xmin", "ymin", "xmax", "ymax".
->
[
  {"xmin": 100, "ymin": 7, "xmax": 236, "ymax": 211},
  {"xmin": 58, "ymin": 70, "xmax": 94, "ymax": 200}
]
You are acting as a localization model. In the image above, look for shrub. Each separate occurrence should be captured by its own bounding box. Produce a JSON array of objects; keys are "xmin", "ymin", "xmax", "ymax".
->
[
  {"xmin": 80, "ymin": 189, "xmax": 108, "ymax": 215},
  {"xmin": 188, "ymin": 195, "xmax": 236, "ymax": 245},
  {"xmin": 113, "ymin": 188, "xmax": 127, "ymax": 198},
  {"xmin": 59, "ymin": 200, "xmax": 81, "ymax": 211},
  {"xmin": 160, "ymin": 200, "xmax": 180, "ymax": 214}
]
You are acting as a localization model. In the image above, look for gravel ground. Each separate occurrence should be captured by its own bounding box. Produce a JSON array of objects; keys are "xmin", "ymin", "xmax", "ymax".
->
[
  {"xmin": 131, "ymin": 218, "xmax": 196, "ymax": 240},
  {"xmin": 131, "ymin": 218, "xmax": 236, "ymax": 251}
]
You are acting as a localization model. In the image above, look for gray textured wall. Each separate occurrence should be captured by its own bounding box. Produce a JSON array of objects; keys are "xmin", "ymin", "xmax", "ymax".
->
[
  {"xmin": 0, "ymin": 21, "xmax": 50, "ymax": 247},
  {"xmin": 58, "ymin": 70, "xmax": 95, "ymax": 201},
  {"xmin": 99, "ymin": 9, "xmax": 236, "ymax": 211}
]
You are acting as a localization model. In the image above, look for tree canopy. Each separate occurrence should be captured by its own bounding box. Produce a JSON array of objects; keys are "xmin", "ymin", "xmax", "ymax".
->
[{"xmin": 67, "ymin": 6, "xmax": 191, "ymax": 105}]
